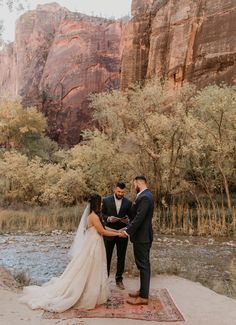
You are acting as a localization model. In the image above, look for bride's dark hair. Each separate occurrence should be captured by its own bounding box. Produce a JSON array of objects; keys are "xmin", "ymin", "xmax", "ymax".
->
[{"xmin": 88, "ymin": 194, "xmax": 102, "ymax": 215}]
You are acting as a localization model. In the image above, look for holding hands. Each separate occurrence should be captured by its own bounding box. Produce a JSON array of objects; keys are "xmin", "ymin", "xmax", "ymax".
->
[
  {"xmin": 118, "ymin": 229, "xmax": 128, "ymax": 238},
  {"xmin": 105, "ymin": 226, "xmax": 128, "ymax": 237}
]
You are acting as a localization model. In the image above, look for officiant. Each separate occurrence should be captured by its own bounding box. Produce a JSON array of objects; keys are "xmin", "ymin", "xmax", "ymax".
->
[{"xmin": 102, "ymin": 182, "xmax": 132, "ymax": 290}]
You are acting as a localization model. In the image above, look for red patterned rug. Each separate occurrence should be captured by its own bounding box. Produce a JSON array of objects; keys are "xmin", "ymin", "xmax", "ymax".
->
[{"xmin": 43, "ymin": 288, "xmax": 184, "ymax": 322}]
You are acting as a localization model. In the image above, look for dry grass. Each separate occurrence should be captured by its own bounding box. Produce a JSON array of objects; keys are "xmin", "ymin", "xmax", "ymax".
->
[
  {"xmin": 0, "ymin": 205, "xmax": 85, "ymax": 233},
  {"xmin": 0, "ymin": 203, "xmax": 235, "ymax": 236},
  {"xmin": 155, "ymin": 204, "xmax": 236, "ymax": 237},
  {"xmin": 13, "ymin": 271, "xmax": 31, "ymax": 287}
]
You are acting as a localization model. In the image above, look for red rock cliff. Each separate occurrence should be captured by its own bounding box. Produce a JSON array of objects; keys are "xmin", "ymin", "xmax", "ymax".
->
[
  {"xmin": 1, "ymin": 1, "xmax": 236, "ymax": 146},
  {"xmin": 121, "ymin": 0, "xmax": 236, "ymax": 89},
  {"xmin": 0, "ymin": 3, "xmax": 124, "ymax": 146}
]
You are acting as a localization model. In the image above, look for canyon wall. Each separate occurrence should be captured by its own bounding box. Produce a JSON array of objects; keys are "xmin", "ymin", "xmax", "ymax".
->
[
  {"xmin": 1, "ymin": 1, "xmax": 236, "ymax": 145},
  {"xmin": 0, "ymin": 3, "xmax": 123, "ymax": 146},
  {"xmin": 121, "ymin": 0, "xmax": 236, "ymax": 89}
]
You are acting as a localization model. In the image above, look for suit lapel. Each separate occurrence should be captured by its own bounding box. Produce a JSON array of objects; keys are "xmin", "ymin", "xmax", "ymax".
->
[
  {"xmin": 134, "ymin": 189, "xmax": 149, "ymax": 207},
  {"xmin": 137, "ymin": 189, "xmax": 149, "ymax": 200}
]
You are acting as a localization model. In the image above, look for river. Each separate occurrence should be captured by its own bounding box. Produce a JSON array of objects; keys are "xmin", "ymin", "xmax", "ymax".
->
[{"xmin": 0, "ymin": 231, "xmax": 235, "ymax": 298}]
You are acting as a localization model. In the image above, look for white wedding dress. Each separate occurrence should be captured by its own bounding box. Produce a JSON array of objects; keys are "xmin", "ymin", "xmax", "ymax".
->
[{"xmin": 20, "ymin": 222, "xmax": 110, "ymax": 312}]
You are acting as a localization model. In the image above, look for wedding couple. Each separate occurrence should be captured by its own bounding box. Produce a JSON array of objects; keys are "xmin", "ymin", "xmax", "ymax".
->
[{"xmin": 20, "ymin": 176, "xmax": 154, "ymax": 313}]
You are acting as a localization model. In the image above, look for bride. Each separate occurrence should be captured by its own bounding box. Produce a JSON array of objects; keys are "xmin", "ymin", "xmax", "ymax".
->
[{"xmin": 20, "ymin": 194, "xmax": 122, "ymax": 312}]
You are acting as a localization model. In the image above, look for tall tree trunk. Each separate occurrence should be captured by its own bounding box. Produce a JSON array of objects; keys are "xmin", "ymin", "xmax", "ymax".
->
[{"xmin": 218, "ymin": 163, "xmax": 232, "ymax": 214}]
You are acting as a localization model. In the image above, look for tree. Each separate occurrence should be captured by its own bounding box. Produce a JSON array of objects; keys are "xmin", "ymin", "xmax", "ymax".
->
[
  {"xmin": 70, "ymin": 130, "xmax": 135, "ymax": 196},
  {"xmin": 90, "ymin": 78, "xmax": 236, "ymax": 212},
  {"xmin": 90, "ymin": 77, "xmax": 197, "ymax": 204},
  {"xmin": 0, "ymin": 97, "xmax": 47, "ymax": 150},
  {"xmin": 0, "ymin": 151, "xmax": 87, "ymax": 206},
  {"xmin": 188, "ymin": 84, "xmax": 236, "ymax": 213},
  {"xmin": 0, "ymin": 0, "xmax": 29, "ymax": 46},
  {"xmin": 0, "ymin": 0, "xmax": 29, "ymax": 12}
]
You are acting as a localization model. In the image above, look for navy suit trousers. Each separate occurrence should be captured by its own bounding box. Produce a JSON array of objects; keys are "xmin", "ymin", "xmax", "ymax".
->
[{"xmin": 133, "ymin": 242, "xmax": 152, "ymax": 299}]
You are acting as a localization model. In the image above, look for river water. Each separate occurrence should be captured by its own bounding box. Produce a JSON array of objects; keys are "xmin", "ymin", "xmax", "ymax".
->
[{"xmin": 0, "ymin": 231, "xmax": 236, "ymax": 298}]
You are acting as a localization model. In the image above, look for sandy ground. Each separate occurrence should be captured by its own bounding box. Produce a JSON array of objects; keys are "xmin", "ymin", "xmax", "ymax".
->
[{"xmin": 0, "ymin": 275, "xmax": 236, "ymax": 325}]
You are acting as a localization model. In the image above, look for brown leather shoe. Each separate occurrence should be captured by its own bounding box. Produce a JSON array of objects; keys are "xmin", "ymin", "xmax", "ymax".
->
[
  {"xmin": 128, "ymin": 290, "xmax": 140, "ymax": 298},
  {"xmin": 116, "ymin": 281, "xmax": 125, "ymax": 290},
  {"xmin": 127, "ymin": 297, "xmax": 149, "ymax": 305}
]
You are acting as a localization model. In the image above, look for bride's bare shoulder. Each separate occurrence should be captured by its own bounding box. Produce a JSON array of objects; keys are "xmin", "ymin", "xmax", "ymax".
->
[
  {"xmin": 88, "ymin": 212, "xmax": 99, "ymax": 221},
  {"xmin": 87, "ymin": 212, "xmax": 101, "ymax": 228}
]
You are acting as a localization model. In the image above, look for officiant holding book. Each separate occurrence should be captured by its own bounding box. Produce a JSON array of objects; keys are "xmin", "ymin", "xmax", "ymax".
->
[{"xmin": 102, "ymin": 182, "xmax": 132, "ymax": 289}]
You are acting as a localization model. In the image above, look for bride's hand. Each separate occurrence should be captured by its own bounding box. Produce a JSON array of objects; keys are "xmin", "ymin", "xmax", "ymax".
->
[{"xmin": 118, "ymin": 231, "xmax": 128, "ymax": 238}]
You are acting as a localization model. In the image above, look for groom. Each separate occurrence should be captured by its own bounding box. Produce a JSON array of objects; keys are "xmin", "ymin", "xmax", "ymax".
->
[
  {"xmin": 120, "ymin": 176, "xmax": 154, "ymax": 305},
  {"xmin": 102, "ymin": 182, "xmax": 132, "ymax": 289}
]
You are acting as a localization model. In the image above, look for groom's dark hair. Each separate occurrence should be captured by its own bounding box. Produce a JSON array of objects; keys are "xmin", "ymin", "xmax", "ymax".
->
[
  {"xmin": 89, "ymin": 194, "xmax": 102, "ymax": 215},
  {"xmin": 116, "ymin": 181, "xmax": 126, "ymax": 189},
  {"xmin": 134, "ymin": 176, "xmax": 147, "ymax": 183}
]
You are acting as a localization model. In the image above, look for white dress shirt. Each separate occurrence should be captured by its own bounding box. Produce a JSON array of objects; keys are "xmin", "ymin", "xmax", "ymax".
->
[{"xmin": 114, "ymin": 194, "xmax": 122, "ymax": 214}]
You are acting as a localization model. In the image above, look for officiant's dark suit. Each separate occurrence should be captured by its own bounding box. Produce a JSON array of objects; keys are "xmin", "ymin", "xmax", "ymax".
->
[
  {"xmin": 102, "ymin": 184, "xmax": 132, "ymax": 287},
  {"xmin": 126, "ymin": 186, "xmax": 154, "ymax": 299}
]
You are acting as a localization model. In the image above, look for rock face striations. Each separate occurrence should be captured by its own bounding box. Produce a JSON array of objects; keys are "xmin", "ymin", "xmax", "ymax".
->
[
  {"xmin": 0, "ymin": 3, "xmax": 124, "ymax": 146},
  {"xmin": 121, "ymin": 0, "xmax": 236, "ymax": 89},
  {"xmin": 1, "ymin": 1, "xmax": 236, "ymax": 145}
]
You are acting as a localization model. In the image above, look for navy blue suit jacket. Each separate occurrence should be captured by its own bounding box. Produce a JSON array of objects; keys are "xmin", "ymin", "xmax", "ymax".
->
[{"xmin": 126, "ymin": 189, "xmax": 154, "ymax": 243}]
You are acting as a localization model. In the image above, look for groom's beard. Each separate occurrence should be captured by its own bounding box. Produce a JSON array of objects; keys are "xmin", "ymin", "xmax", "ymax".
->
[
  {"xmin": 115, "ymin": 194, "xmax": 123, "ymax": 200},
  {"xmin": 135, "ymin": 186, "xmax": 141, "ymax": 194}
]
